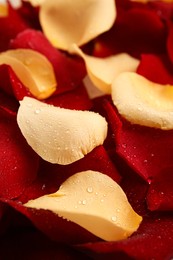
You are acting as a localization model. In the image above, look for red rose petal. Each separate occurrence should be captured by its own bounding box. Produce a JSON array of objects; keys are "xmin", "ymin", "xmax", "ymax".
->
[
  {"xmin": 137, "ymin": 54, "xmax": 173, "ymax": 85},
  {"xmin": 10, "ymin": 29, "xmax": 86, "ymax": 94},
  {"xmin": 0, "ymin": 4, "xmax": 29, "ymax": 52},
  {"xmin": 167, "ymin": 21, "xmax": 173, "ymax": 65},
  {"xmin": 18, "ymin": 145, "xmax": 121, "ymax": 203},
  {"xmin": 93, "ymin": 6, "xmax": 166, "ymax": 58},
  {"xmin": 1, "ymin": 200, "xmax": 100, "ymax": 244},
  {"xmin": 0, "ymin": 90, "xmax": 18, "ymax": 116},
  {"xmin": 147, "ymin": 167, "xmax": 173, "ymax": 211},
  {"xmin": 46, "ymin": 83, "xmax": 92, "ymax": 110},
  {"xmin": 0, "ymin": 227, "xmax": 88, "ymax": 259},
  {"xmin": 103, "ymin": 100, "xmax": 173, "ymax": 183},
  {"xmin": 0, "ymin": 64, "xmax": 33, "ymax": 100},
  {"xmin": 77, "ymin": 214, "xmax": 173, "ymax": 260},
  {"xmin": 0, "ymin": 109, "xmax": 39, "ymax": 199}
]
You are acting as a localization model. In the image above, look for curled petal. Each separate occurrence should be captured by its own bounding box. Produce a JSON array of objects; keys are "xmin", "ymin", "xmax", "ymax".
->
[
  {"xmin": 24, "ymin": 170, "xmax": 142, "ymax": 241},
  {"xmin": 72, "ymin": 45, "xmax": 139, "ymax": 94},
  {"xmin": 0, "ymin": 49, "xmax": 57, "ymax": 99},
  {"xmin": 17, "ymin": 97, "xmax": 108, "ymax": 165},
  {"xmin": 39, "ymin": 0, "xmax": 116, "ymax": 51},
  {"xmin": 112, "ymin": 72, "xmax": 173, "ymax": 130}
]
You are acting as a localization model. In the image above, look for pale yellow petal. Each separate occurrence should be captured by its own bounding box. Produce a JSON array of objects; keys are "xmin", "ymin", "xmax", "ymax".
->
[
  {"xmin": 0, "ymin": 49, "xmax": 57, "ymax": 99},
  {"xmin": 39, "ymin": 0, "xmax": 116, "ymax": 51},
  {"xmin": 72, "ymin": 44, "xmax": 139, "ymax": 94},
  {"xmin": 24, "ymin": 170, "xmax": 142, "ymax": 241},
  {"xmin": 17, "ymin": 97, "xmax": 108, "ymax": 165},
  {"xmin": 111, "ymin": 72, "xmax": 173, "ymax": 130}
]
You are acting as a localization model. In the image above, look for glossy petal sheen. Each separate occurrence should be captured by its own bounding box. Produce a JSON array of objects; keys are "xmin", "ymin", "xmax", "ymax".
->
[
  {"xmin": 0, "ymin": 49, "xmax": 57, "ymax": 99},
  {"xmin": 39, "ymin": 0, "xmax": 116, "ymax": 51},
  {"xmin": 112, "ymin": 72, "xmax": 173, "ymax": 130},
  {"xmin": 17, "ymin": 97, "xmax": 108, "ymax": 165},
  {"xmin": 24, "ymin": 170, "xmax": 142, "ymax": 241}
]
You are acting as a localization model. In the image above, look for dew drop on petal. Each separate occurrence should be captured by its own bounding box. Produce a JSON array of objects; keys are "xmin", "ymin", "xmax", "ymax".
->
[
  {"xmin": 87, "ymin": 187, "xmax": 93, "ymax": 193},
  {"xmin": 111, "ymin": 216, "xmax": 117, "ymax": 222}
]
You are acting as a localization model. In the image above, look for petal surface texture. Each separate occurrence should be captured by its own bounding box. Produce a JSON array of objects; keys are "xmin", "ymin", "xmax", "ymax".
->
[{"xmin": 24, "ymin": 170, "xmax": 142, "ymax": 241}]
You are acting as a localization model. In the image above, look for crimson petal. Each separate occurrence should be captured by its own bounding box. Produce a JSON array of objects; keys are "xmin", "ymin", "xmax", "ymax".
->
[
  {"xmin": 93, "ymin": 6, "xmax": 166, "ymax": 58},
  {"xmin": 103, "ymin": 100, "xmax": 173, "ymax": 183},
  {"xmin": 77, "ymin": 214, "xmax": 173, "ymax": 260},
  {"xmin": 137, "ymin": 54, "xmax": 173, "ymax": 85},
  {"xmin": 0, "ymin": 4, "xmax": 29, "ymax": 52},
  {"xmin": 10, "ymin": 29, "xmax": 86, "ymax": 95},
  {"xmin": 0, "ymin": 108, "xmax": 39, "ymax": 199}
]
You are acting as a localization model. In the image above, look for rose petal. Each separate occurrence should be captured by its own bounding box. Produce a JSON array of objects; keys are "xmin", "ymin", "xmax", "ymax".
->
[
  {"xmin": 0, "ymin": 226, "xmax": 87, "ymax": 259},
  {"xmin": 71, "ymin": 44, "xmax": 139, "ymax": 94},
  {"xmin": 137, "ymin": 54, "xmax": 173, "ymax": 85},
  {"xmin": 24, "ymin": 170, "xmax": 142, "ymax": 242},
  {"xmin": 77, "ymin": 214, "xmax": 173, "ymax": 260},
  {"xmin": 46, "ymin": 83, "xmax": 92, "ymax": 111},
  {"xmin": 0, "ymin": 108, "xmax": 39, "ymax": 199},
  {"xmin": 103, "ymin": 100, "xmax": 173, "ymax": 182},
  {"xmin": 0, "ymin": 49, "xmax": 57, "ymax": 99},
  {"xmin": 39, "ymin": 0, "xmax": 116, "ymax": 51},
  {"xmin": 10, "ymin": 29, "xmax": 86, "ymax": 94},
  {"xmin": 17, "ymin": 97, "xmax": 108, "ymax": 165},
  {"xmin": 147, "ymin": 166, "xmax": 173, "ymax": 211},
  {"xmin": 112, "ymin": 72, "xmax": 173, "ymax": 130},
  {"xmin": 0, "ymin": 4, "xmax": 28, "ymax": 52},
  {"xmin": 17, "ymin": 145, "xmax": 121, "ymax": 203},
  {"xmin": 93, "ymin": 6, "xmax": 166, "ymax": 58}
]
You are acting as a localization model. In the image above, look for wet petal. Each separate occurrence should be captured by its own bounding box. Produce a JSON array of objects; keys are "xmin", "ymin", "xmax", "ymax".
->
[
  {"xmin": 24, "ymin": 170, "xmax": 142, "ymax": 241},
  {"xmin": 17, "ymin": 97, "xmax": 108, "ymax": 165},
  {"xmin": 112, "ymin": 72, "xmax": 173, "ymax": 130}
]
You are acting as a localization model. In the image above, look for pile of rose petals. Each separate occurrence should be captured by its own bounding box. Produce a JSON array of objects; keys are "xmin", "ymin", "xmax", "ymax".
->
[{"xmin": 1, "ymin": 0, "xmax": 173, "ymax": 259}]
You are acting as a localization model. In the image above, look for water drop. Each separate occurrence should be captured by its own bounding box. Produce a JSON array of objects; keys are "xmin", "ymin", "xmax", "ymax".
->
[
  {"xmin": 82, "ymin": 200, "xmax": 87, "ymax": 205},
  {"xmin": 87, "ymin": 187, "xmax": 93, "ymax": 193},
  {"xmin": 34, "ymin": 109, "xmax": 41, "ymax": 114},
  {"xmin": 100, "ymin": 199, "xmax": 104, "ymax": 203},
  {"xmin": 111, "ymin": 216, "xmax": 117, "ymax": 222}
]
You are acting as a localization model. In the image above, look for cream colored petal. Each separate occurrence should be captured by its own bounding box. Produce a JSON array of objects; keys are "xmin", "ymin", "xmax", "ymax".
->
[
  {"xmin": 0, "ymin": 49, "xmax": 57, "ymax": 99},
  {"xmin": 72, "ymin": 45, "xmax": 139, "ymax": 94},
  {"xmin": 24, "ymin": 170, "xmax": 142, "ymax": 241},
  {"xmin": 111, "ymin": 72, "xmax": 173, "ymax": 130},
  {"xmin": 39, "ymin": 0, "xmax": 116, "ymax": 51},
  {"xmin": 17, "ymin": 97, "xmax": 108, "ymax": 165}
]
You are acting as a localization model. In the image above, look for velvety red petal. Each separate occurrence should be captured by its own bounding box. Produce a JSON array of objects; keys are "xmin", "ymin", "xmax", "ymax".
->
[
  {"xmin": 0, "ymin": 4, "xmax": 29, "ymax": 52},
  {"xmin": 147, "ymin": 167, "xmax": 173, "ymax": 211},
  {"xmin": 0, "ymin": 109, "xmax": 39, "ymax": 199},
  {"xmin": 46, "ymin": 83, "xmax": 92, "ymax": 110},
  {"xmin": 0, "ymin": 226, "xmax": 88, "ymax": 260},
  {"xmin": 18, "ymin": 145, "xmax": 121, "ymax": 204},
  {"xmin": 103, "ymin": 100, "xmax": 173, "ymax": 183},
  {"xmin": 137, "ymin": 54, "xmax": 173, "ymax": 85},
  {"xmin": 0, "ymin": 90, "xmax": 19, "ymax": 116},
  {"xmin": 93, "ymin": 6, "xmax": 166, "ymax": 58},
  {"xmin": 10, "ymin": 29, "xmax": 86, "ymax": 94},
  {"xmin": 77, "ymin": 214, "xmax": 173, "ymax": 260},
  {"xmin": 1, "ymin": 200, "xmax": 100, "ymax": 244},
  {"xmin": 0, "ymin": 64, "xmax": 33, "ymax": 100},
  {"xmin": 167, "ymin": 21, "xmax": 173, "ymax": 65}
]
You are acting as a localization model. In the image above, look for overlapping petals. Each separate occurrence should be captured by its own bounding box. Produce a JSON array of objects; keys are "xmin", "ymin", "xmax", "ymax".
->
[{"xmin": 0, "ymin": 0, "xmax": 173, "ymax": 259}]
